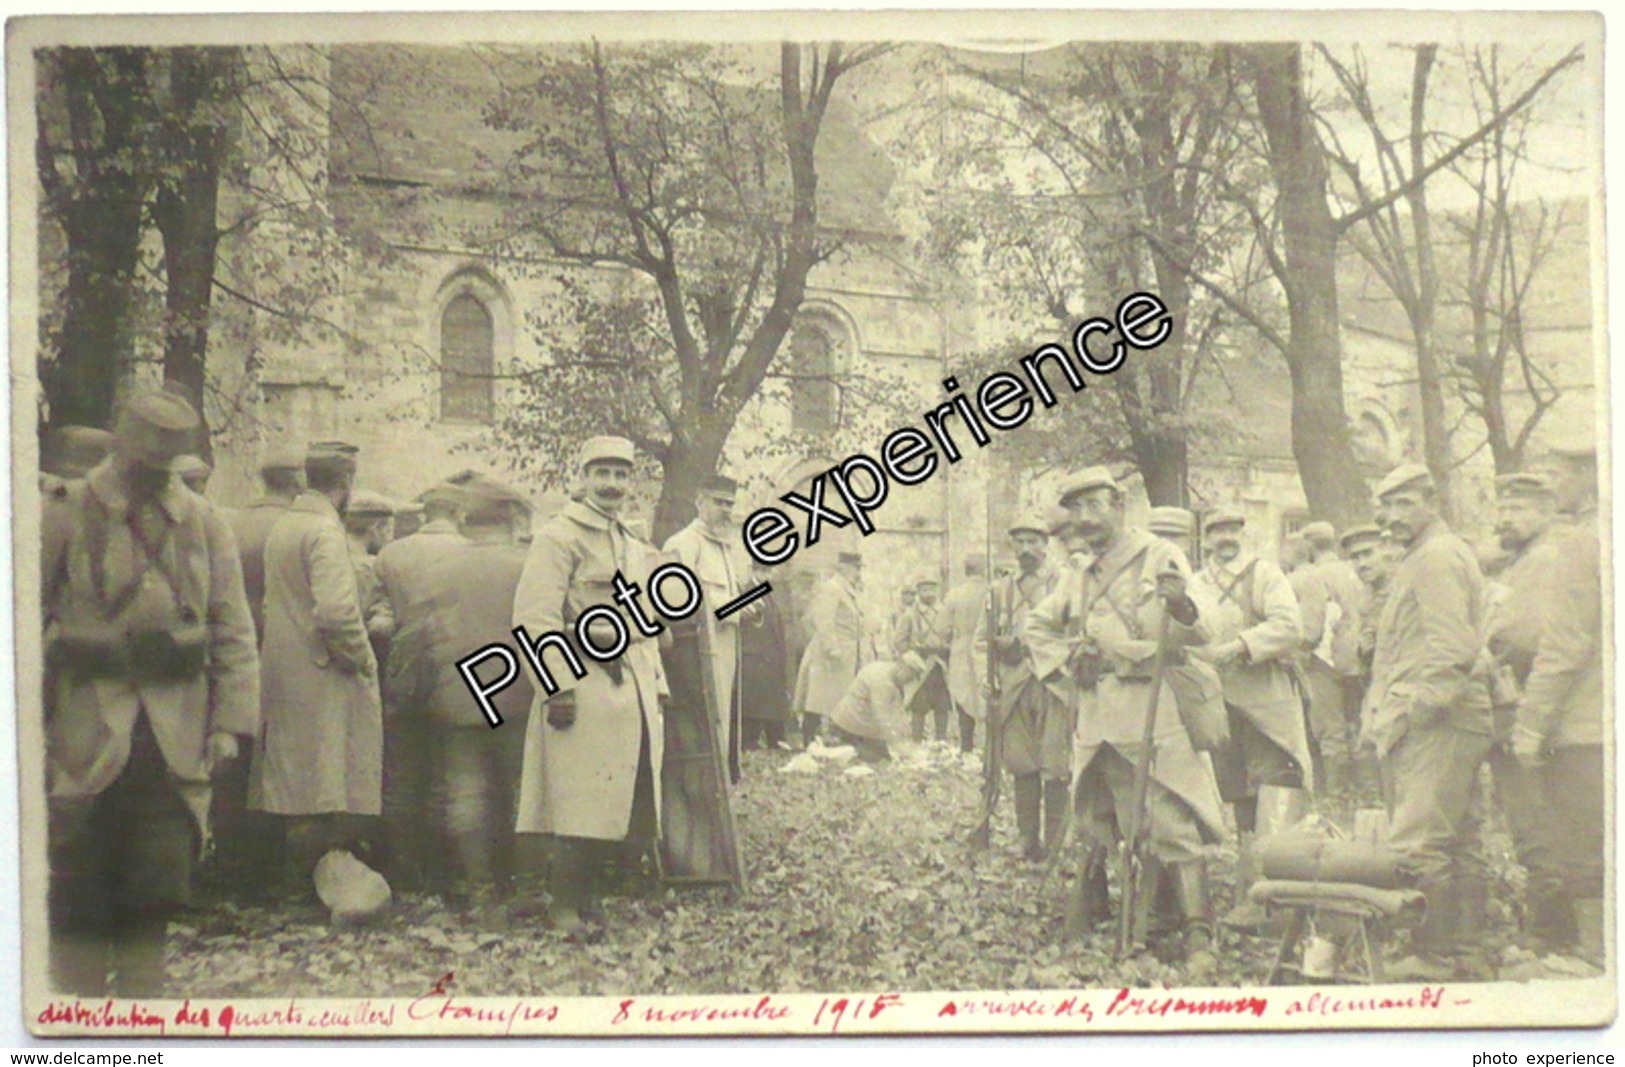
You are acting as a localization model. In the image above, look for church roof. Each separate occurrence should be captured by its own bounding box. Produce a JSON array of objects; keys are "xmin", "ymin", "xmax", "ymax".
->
[{"xmin": 327, "ymin": 43, "xmax": 898, "ymax": 238}]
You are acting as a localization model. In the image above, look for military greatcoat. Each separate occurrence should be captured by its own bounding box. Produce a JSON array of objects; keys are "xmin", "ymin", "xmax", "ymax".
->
[
  {"xmin": 512, "ymin": 500, "xmax": 665, "ymax": 841},
  {"xmin": 44, "ymin": 461, "xmax": 260, "ymax": 833},
  {"xmin": 793, "ymin": 573, "xmax": 867, "ymax": 718},
  {"xmin": 1023, "ymin": 529, "xmax": 1227, "ymax": 845},
  {"xmin": 250, "ymin": 492, "xmax": 383, "ymax": 817}
]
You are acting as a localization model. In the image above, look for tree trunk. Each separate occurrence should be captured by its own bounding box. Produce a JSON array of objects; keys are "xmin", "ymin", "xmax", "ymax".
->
[
  {"xmin": 38, "ymin": 48, "xmax": 152, "ymax": 432},
  {"xmin": 1248, "ymin": 44, "xmax": 1371, "ymax": 528},
  {"xmin": 652, "ymin": 420, "xmax": 730, "ymax": 545},
  {"xmin": 48, "ymin": 200, "xmax": 145, "ymax": 430},
  {"xmin": 153, "ymin": 48, "xmax": 234, "ymax": 453}
]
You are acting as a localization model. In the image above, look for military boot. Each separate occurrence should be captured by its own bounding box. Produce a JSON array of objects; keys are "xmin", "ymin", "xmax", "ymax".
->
[
  {"xmin": 1042, "ymin": 779, "xmax": 1070, "ymax": 855},
  {"xmin": 1063, "ymin": 847, "xmax": 1112, "ymax": 938},
  {"xmin": 1013, "ymin": 775, "xmax": 1044, "ymax": 862},
  {"xmin": 1170, "ymin": 860, "xmax": 1218, "ymax": 980},
  {"xmin": 1222, "ymin": 832, "xmax": 1269, "ymax": 932},
  {"xmin": 548, "ymin": 837, "xmax": 594, "ymax": 933}
]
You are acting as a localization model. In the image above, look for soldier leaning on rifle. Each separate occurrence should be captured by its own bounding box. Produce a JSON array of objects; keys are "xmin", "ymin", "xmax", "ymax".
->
[
  {"xmin": 1366, "ymin": 463, "xmax": 1494, "ymax": 980},
  {"xmin": 1510, "ymin": 441, "xmax": 1606, "ymax": 966},
  {"xmin": 974, "ymin": 511, "xmax": 1070, "ymax": 862},
  {"xmin": 1186, "ymin": 507, "xmax": 1313, "ymax": 932},
  {"xmin": 44, "ymin": 391, "xmax": 259, "ymax": 996},
  {"xmin": 664, "ymin": 474, "xmax": 750, "ymax": 784},
  {"xmin": 512, "ymin": 436, "xmax": 666, "ymax": 932},
  {"xmin": 1023, "ymin": 467, "xmax": 1227, "ymax": 968}
]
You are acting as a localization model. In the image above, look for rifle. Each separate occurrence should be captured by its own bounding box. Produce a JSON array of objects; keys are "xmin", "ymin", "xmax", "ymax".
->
[
  {"xmin": 1116, "ymin": 607, "xmax": 1175, "ymax": 958},
  {"xmin": 970, "ymin": 576, "xmax": 1006, "ymax": 849}
]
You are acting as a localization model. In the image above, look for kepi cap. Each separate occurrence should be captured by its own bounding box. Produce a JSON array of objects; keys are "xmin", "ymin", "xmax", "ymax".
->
[
  {"xmin": 1301, "ymin": 520, "xmax": 1336, "ymax": 545},
  {"xmin": 1147, "ymin": 506, "xmax": 1194, "ymax": 537},
  {"xmin": 1058, "ymin": 466, "xmax": 1119, "ymax": 506},
  {"xmin": 579, "ymin": 435, "xmax": 635, "ymax": 470},
  {"xmin": 346, "ymin": 490, "xmax": 396, "ymax": 519},
  {"xmin": 42, "ymin": 426, "xmax": 116, "ymax": 478},
  {"xmin": 1338, "ymin": 524, "xmax": 1383, "ymax": 553},
  {"xmin": 701, "ymin": 474, "xmax": 739, "ymax": 496},
  {"xmin": 1495, "ymin": 472, "xmax": 1556, "ymax": 500},
  {"xmin": 306, "ymin": 440, "xmax": 360, "ymax": 478},
  {"xmin": 1374, "ymin": 462, "xmax": 1434, "ymax": 500},
  {"xmin": 114, "ymin": 391, "xmax": 201, "ymax": 472},
  {"xmin": 1008, "ymin": 510, "xmax": 1050, "ymax": 537},
  {"xmin": 1203, "ymin": 506, "xmax": 1245, "ymax": 532}
]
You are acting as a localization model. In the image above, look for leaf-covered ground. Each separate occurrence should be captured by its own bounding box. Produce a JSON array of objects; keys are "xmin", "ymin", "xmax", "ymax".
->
[{"xmin": 165, "ymin": 743, "xmax": 1567, "ymax": 999}]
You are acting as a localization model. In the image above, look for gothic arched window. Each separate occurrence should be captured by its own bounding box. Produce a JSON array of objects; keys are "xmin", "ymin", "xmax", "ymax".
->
[
  {"xmin": 441, "ymin": 292, "xmax": 494, "ymax": 423},
  {"xmin": 789, "ymin": 314, "xmax": 853, "ymax": 434}
]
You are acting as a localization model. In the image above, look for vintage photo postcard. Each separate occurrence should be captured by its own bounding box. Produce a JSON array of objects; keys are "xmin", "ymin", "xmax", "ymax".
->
[{"xmin": 8, "ymin": 7, "xmax": 1614, "ymax": 1039}]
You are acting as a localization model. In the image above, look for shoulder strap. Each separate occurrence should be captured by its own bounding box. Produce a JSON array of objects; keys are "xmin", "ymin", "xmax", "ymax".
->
[
  {"xmin": 1218, "ymin": 559, "xmax": 1260, "ymax": 622},
  {"xmin": 1090, "ymin": 544, "xmax": 1152, "ymax": 638}
]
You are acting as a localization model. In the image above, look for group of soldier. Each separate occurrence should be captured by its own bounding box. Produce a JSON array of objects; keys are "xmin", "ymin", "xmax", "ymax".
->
[
  {"xmin": 796, "ymin": 449, "xmax": 1604, "ymax": 980},
  {"xmin": 39, "ymin": 384, "xmax": 1605, "ymax": 995}
]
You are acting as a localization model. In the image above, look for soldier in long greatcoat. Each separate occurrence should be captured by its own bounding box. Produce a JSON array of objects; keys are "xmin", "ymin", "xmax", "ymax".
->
[
  {"xmin": 1187, "ymin": 506, "xmax": 1312, "ymax": 928},
  {"xmin": 937, "ymin": 557, "xmax": 989, "ymax": 754},
  {"xmin": 975, "ymin": 511, "xmax": 1068, "ymax": 860},
  {"xmin": 512, "ymin": 436, "xmax": 665, "ymax": 930},
  {"xmin": 793, "ymin": 552, "xmax": 867, "ymax": 746},
  {"xmin": 44, "ymin": 391, "xmax": 258, "ymax": 995},
  {"xmin": 250, "ymin": 441, "xmax": 384, "ymax": 889},
  {"xmin": 1024, "ymin": 467, "xmax": 1226, "ymax": 963},
  {"xmin": 663, "ymin": 474, "xmax": 748, "ymax": 782}
]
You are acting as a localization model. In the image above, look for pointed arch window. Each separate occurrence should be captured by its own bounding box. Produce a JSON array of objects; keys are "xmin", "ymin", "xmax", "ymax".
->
[{"xmin": 441, "ymin": 292, "xmax": 494, "ymax": 423}]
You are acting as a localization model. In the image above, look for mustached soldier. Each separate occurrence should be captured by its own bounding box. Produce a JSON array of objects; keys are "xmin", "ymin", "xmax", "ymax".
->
[
  {"xmin": 512, "ymin": 435, "xmax": 666, "ymax": 931},
  {"xmin": 44, "ymin": 390, "xmax": 259, "ymax": 995},
  {"xmin": 1023, "ymin": 467, "xmax": 1226, "ymax": 965}
]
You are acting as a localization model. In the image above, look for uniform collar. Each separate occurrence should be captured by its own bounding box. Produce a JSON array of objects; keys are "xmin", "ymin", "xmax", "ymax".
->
[
  {"xmin": 290, "ymin": 491, "xmax": 341, "ymax": 520},
  {"xmin": 1400, "ymin": 516, "xmax": 1448, "ymax": 557},
  {"xmin": 1090, "ymin": 528, "xmax": 1150, "ymax": 573},
  {"xmin": 685, "ymin": 517, "xmax": 729, "ymax": 545},
  {"xmin": 85, "ymin": 457, "xmax": 187, "ymax": 525},
  {"xmin": 563, "ymin": 499, "xmax": 622, "ymax": 533},
  {"xmin": 1205, "ymin": 551, "xmax": 1254, "ymax": 580}
]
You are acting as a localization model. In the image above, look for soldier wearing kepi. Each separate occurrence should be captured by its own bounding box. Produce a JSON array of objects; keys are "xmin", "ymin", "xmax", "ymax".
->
[
  {"xmin": 229, "ymin": 447, "xmax": 306, "ymax": 644},
  {"xmin": 794, "ymin": 551, "xmax": 867, "ymax": 747},
  {"xmin": 663, "ymin": 473, "xmax": 748, "ymax": 782},
  {"xmin": 1512, "ymin": 442, "xmax": 1605, "ymax": 965},
  {"xmin": 1186, "ymin": 507, "xmax": 1312, "ymax": 929},
  {"xmin": 250, "ymin": 441, "xmax": 385, "ymax": 898},
  {"xmin": 512, "ymin": 436, "xmax": 664, "ymax": 931},
  {"xmin": 1291, "ymin": 520, "xmax": 1369, "ymax": 798},
  {"xmin": 417, "ymin": 477, "xmax": 535, "ymax": 906},
  {"xmin": 1024, "ymin": 467, "xmax": 1227, "ymax": 963},
  {"xmin": 374, "ymin": 480, "xmax": 467, "ymax": 891},
  {"xmin": 1368, "ymin": 463, "xmax": 1493, "ymax": 978},
  {"xmin": 43, "ymin": 390, "xmax": 258, "ymax": 995},
  {"xmin": 40, "ymin": 425, "xmax": 117, "ymax": 499},
  {"xmin": 1481, "ymin": 471, "xmax": 1570, "ymax": 953},
  {"xmin": 975, "ymin": 511, "xmax": 1069, "ymax": 861}
]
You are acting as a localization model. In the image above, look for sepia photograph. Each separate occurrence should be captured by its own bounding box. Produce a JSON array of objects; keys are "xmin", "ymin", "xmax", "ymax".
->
[{"xmin": 6, "ymin": 7, "xmax": 1614, "ymax": 1039}]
